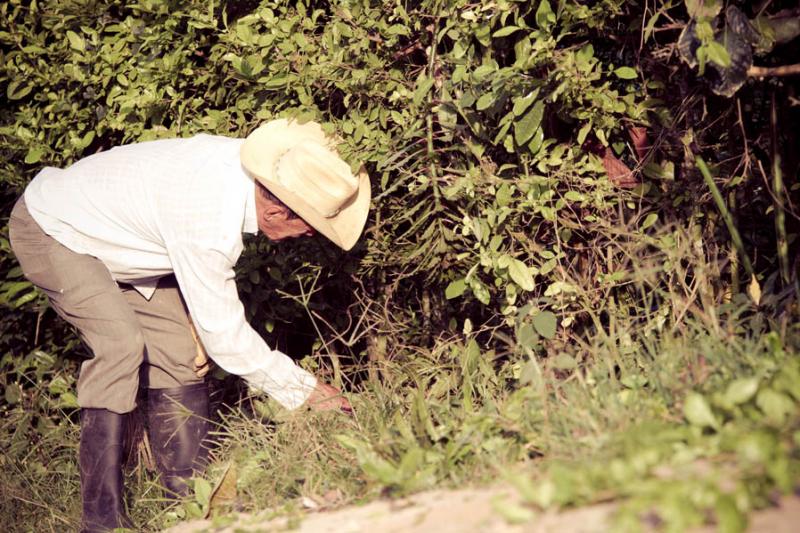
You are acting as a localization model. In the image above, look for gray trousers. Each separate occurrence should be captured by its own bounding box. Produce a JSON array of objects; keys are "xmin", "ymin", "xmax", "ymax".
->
[{"xmin": 9, "ymin": 197, "xmax": 202, "ymax": 414}]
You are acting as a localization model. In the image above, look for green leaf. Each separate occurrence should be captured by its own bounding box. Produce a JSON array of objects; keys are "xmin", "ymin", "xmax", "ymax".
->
[
  {"xmin": 71, "ymin": 130, "xmax": 95, "ymax": 150},
  {"xmin": 493, "ymin": 26, "xmax": 522, "ymax": 38},
  {"xmin": 517, "ymin": 324, "xmax": 538, "ymax": 348},
  {"xmin": 24, "ymin": 146, "xmax": 44, "ymax": 164},
  {"xmin": 194, "ymin": 477, "xmax": 213, "ymax": 507},
  {"xmin": 66, "ymin": 30, "xmax": 85, "ymax": 51},
  {"xmin": 512, "ymin": 89, "xmax": 539, "ymax": 116},
  {"xmin": 2, "ymin": 281, "xmax": 32, "ymax": 299},
  {"xmin": 413, "ymin": 76, "xmax": 435, "ymax": 107},
  {"xmin": 684, "ymin": 0, "xmax": 722, "ymax": 18},
  {"xmin": 507, "ymin": 258, "xmax": 534, "ymax": 291},
  {"xmin": 337, "ymin": 434, "xmax": 400, "ymax": 485},
  {"xmin": 535, "ymin": 0, "xmax": 556, "ymax": 31},
  {"xmin": 705, "ymin": 41, "xmax": 731, "ymax": 68},
  {"xmin": 723, "ymin": 378, "xmax": 759, "ymax": 406},
  {"xmin": 185, "ymin": 501, "xmax": 204, "ymax": 519},
  {"xmin": 683, "ymin": 392, "xmax": 719, "ymax": 429},
  {"xmin": 514, "ymin": 100, "xmax": 544, "ymax": 146},
  {"xmin": 7, "ymin": 81, "xmax": 32, "ymax": 100},
  {"xmin": 715, "ymin": 493, "xmax": 746, "ymax": 533},
  {"xmin": 472, "ymin": 282, "xmax": 491, "ymax": 305},
  {"xmin": 533, "ymin": 311, "xmax": 557, "ymax": 339},
  {"xmin": 4, "ymin": 383, "xmax": 21, "ymax": 404},
  {"xmin": 527, "ymin": 128, "xmax": 544, "ymax": 155},
  {"xmin": 445, "ymin": 279, "xmax": 467, "ymax": 299},
  {"xmin": 577, "ymin": 122, "xmax": 592, "ymax": 145},
  {"xmin": 58, "ymin": 391, "xmax": 79, "ymax": 408},
  {"xmin": 476, "ymin": 93, "xmax": 495, "ymax": 111},
  {"xmin": 13, "ymin": 291, "xmax": 38, "ymax": 307},
  {"xmin": 472, "ymin": 64, "xmax": 496, "ymax": 82},
  {"xmin": 641, "ymin": 213, "xmax": 658, "ymax": 230},
  {"xmin": 550, "ymin": 353, "xmax": 576, "ymax": 370},
  {"xmin": 736, "ymin": 431, "xmax": 776, "ymax": 464},
  {"xmin": 614, "ymin": 66, "xmax": 638, "ymax": 79},
  {"xmin": 756, "ymin": 388, "xmax": 794, "ymax": 425},
  {"xmin": 544, "ymin": 281, "xmax": 576, "ymax": 297}
]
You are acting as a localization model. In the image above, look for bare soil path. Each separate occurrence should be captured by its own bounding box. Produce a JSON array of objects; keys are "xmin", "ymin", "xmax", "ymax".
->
[{"xmin": 166, "ymin": 485, "xmax": 800, "ymax": 533}]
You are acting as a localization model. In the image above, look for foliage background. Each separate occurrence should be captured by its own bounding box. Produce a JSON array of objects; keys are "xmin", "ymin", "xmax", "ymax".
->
[{"xmin": 1, "ymin": 0, "xmax": 800, "ymax": 531}]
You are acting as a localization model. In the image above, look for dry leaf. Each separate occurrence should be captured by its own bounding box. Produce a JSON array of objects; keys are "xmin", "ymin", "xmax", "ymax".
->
[
  {"xmin": 206, "ymin": 462, "xmax": 238, "ymax": 518},
  {"xmin": 747, "ymin": 274, "xmax": 761, "ymax": 306},
  {"xmin": 628, "ymin": 126, "xmax": 650, "ymax": 161},
  {"xmin": 602, "ymin": 151, "xmax": 639, "ymax": 188}
]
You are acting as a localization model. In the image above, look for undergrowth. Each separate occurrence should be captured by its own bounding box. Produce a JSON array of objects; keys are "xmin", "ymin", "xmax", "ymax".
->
[{"xmin": 3, "ymin": 295, "xmax": 799, "ymax": 532}]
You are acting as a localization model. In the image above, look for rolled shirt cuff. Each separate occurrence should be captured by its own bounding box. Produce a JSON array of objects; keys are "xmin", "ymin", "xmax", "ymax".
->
[{"xmin": 240, "ymin": 352, "xmax": 318, "ymax": 410}]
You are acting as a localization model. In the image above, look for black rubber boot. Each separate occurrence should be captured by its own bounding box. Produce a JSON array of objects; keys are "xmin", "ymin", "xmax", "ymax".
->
[
  {"xmin": 79, "ymin": 408, "xmax": 134, "ymax": 532},
  {"xmin": 147, "ymin": 382, "xmax": 210, "ymax": 498}
]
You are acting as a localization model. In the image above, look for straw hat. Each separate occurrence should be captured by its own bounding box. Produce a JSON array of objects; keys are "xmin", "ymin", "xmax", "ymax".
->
[{"xmin": 240, "ymin": 118, "xmax": 371, "ymax": 251}]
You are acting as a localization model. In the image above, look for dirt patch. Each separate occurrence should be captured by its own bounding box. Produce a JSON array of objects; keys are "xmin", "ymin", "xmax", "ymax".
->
[
  {"xmin": 165, "ymin": 487, "xmax": 800, "ymax": 533},
  {"xmin": 166, "ymin": 485, "xmax": 613, "ymax": 533}
]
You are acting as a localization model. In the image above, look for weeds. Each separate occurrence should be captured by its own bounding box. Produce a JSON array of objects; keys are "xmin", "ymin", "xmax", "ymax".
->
[
  {"xmin": 3, "ymin": 213, "xmax": 800, "ymax": 532},
  {"xmin": 127, "ymin": 308, "xmax": 796, "ymax": 532},
  {"xmin": 3, "ymin": 310, "xmax": 799, "ymax": 531}
]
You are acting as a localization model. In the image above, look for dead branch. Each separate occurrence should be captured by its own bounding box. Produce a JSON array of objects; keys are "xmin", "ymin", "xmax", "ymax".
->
[{"xmin": 748, "ymin": 63, "xmax": 800, "ymax": 77}]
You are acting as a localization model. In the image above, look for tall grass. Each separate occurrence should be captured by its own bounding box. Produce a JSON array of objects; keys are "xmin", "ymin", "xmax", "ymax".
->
[{"xmin": 2, "ymin": 227, "xmax": 798, "ymax": 532}]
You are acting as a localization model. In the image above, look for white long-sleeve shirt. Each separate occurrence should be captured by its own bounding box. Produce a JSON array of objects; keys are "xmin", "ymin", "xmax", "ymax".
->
[{"xmin": 24, "ymin": 134, "xmax": 317, "ymax": 409}]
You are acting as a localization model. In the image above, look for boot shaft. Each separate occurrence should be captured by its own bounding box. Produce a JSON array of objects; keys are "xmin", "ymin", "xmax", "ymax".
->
[
  {"xmin": 79, "ymin": 408, "xmax": 133, "ymax": 532},
  {"xmin": 147, "ymin": 382, "xmax": 210, "ymax": 497}
]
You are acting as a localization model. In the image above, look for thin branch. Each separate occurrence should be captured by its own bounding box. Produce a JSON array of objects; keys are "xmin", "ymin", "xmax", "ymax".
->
[{"xmin": 748, "ymin": 63, "xmax": 800, "ymax": 77}]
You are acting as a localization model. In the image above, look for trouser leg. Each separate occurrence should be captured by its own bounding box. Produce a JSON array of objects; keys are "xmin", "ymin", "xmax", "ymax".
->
[
  {"xmin": 120, "ymin": 276, "xmax": 204, "ymax": 390},
  {"xmin": 9, "ymin": 197, "xmax": 143, "ymax": 530},
  {"xmin": 9, "ymin": 197, "xmax": 145, "ymax": 413},
  {"xmin": 122, "ymin": 276, "xmax": 211, "ymax": 496}
]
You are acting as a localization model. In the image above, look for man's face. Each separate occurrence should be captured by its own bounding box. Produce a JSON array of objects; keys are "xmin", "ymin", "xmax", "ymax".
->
[
  {"xmin": 259, "ymin": 208, "xmax": 315, "ymax": 241},
  {"xmin": 255, "ymin": 185, "xmax": 315, "ymax": 242}
]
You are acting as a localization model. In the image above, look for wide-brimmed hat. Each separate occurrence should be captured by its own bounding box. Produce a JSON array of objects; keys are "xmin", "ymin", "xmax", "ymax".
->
[{"xmin": 240, "ymin": 118, "xmax": 371, "ymax": 251}]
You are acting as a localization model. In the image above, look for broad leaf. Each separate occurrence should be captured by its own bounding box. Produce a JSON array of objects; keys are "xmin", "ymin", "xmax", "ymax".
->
[
  {"xmin": 683, "ymin": 392, "xmax": 719, "ymax": 429},
  {"xmin": 507, "ymin": 258, "xmax": 534, "ymax": 291},
  {"xmin": 514, "ymin": 100, "xmax": 544, "ymax": 146},
  {"xmin": 66, "ymin": 30, "xmax": 85, "ymax": 51},
  {"xmin": 614, "ymin": 66, "xmax": 638, "ymax": 79},
  {"xmin": 535, "ymin": 0, "xmax": 556, "ymax": 31},
  {"xmin": 533, "ymin": 311, "xmax": 557, "ymax": 339},
  {"xmin": 445, "ymin": 279, "xmax": 467, "ymax": 299}
]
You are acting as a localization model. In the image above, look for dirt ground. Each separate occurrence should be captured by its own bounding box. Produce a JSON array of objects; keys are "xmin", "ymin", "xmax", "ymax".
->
[{"xmin": 165, "ymin": 485, "xmax": 800, "ymax": 533}]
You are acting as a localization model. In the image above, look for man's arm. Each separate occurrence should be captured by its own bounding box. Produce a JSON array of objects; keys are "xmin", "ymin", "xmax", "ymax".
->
[{"xmin": 168, "ymin": 240, "xmax": 326, "ymax": 410}]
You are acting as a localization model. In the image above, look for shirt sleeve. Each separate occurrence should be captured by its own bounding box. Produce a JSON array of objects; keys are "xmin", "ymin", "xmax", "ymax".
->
[{"xmin": 167, "ymin": 240, "xmax": 317, "ymax": 410}]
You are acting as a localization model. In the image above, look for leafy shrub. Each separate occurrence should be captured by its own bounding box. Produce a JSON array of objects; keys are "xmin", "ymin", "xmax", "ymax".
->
[{"xmin": 2, "ymin": 0, "xmax": 800, "ymax": 530}]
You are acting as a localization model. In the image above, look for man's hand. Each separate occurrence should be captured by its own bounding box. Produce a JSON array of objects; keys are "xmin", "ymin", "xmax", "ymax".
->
[{"xmin": 305, "ymin": 381, "xmax": 353, "ymax": 415}]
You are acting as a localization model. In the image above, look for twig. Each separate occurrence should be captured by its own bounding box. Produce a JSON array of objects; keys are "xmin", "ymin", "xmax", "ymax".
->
[
  {"xmin": 748, "ymin": 64, "xmax": 800, "ymax": 77},
  {"xmin": 756, "ymin": 0, "xmax": 774, "ymax": 18},
  {"xmin": 295, "ymin": 270, "xmax": 342, "ymax": 385},
  {"xmin": 733, "ymin": 98, "xmax": 751, "ymax": 178}
]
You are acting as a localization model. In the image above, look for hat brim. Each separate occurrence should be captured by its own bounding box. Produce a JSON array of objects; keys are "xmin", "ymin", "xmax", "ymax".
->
[{"xmin": 240, "ymin": 119, "xmax": 371, "ymax": 251}]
